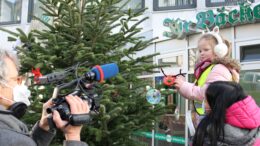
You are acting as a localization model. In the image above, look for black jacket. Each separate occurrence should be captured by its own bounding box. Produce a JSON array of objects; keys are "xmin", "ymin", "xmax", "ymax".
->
[{"xmin": 0, "ymin": 106, "xmax": 88, "ymax": 146}]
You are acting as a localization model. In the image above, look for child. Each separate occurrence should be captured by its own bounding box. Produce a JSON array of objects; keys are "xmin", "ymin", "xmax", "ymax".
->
[
  {"xmin": 193, "ymin": 81, "xmax": 260, "ymax": 146},
  {"xmin": 174, "ymin": 26, "xmax": 240, "ymax": 117}
]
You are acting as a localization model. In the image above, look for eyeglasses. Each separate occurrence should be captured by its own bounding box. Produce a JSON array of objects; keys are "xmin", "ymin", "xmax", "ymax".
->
[
  {"xmin": 0, "ymin": 76, "xmax": 25, "ymax": 89},
  {"xmin": 7, "ymin": 76, "xmax": 24, "ymax": 85}
]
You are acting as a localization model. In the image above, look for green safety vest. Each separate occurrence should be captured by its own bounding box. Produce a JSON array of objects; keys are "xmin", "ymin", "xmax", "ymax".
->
[{"xmin": 194, "ymin": 64, "xmax": 215, "ymax": 115}]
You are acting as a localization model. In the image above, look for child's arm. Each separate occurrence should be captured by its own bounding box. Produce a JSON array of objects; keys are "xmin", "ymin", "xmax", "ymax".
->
[{"xmin": 177, "ymin": 64, "xmax": 232, "ymax": 101}]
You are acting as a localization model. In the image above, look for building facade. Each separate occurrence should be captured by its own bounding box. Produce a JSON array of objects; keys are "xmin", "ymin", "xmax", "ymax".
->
[
  {"xmin": 1, "ymin": 0, "xmax": 260, "ymax": 146},
  {"xmin": 132, "ymin": 0, "xmax": 260, "ymax": 146},
  {"xmin": 0, "ymin": 0, "xmax": 49, "ymax": 49}
]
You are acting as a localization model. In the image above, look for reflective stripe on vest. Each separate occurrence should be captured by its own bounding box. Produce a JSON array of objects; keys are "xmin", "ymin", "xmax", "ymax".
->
[{"xmin": 194, "ymin": 64, "xmax": 215, "ymax": 115}]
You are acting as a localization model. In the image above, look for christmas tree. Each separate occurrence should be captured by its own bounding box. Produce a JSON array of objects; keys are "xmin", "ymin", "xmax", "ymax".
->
[{"xmin": 1, "ymin": 0, "xmax": 169, "ymax": 145}]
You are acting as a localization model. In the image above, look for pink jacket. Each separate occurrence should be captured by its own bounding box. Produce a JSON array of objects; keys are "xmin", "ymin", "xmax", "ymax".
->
[
  {"xmin": 226, "ymin": 96, "xmax": 260, "ymax": 129},
  {"xmin": 254, "ymin": 139, "xmax": 260, "ymax": 146},
  {"xmin": 179, "ymin": 64, "xmax": 232, "ymax": 101},
  {"xmin": 226, "ymin": 96, "xmax": 260, "ymax": 146}
]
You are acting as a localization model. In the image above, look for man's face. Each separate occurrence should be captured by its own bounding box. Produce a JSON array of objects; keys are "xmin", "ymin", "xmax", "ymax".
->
[{"xmin": 0, "ymin": 57, "xmax": 20, "ymax": 109}]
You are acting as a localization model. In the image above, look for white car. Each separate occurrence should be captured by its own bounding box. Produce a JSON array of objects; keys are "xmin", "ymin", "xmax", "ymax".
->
[{"xmin": 242, "ymin": 72, "xmax": 260, "ymax": 90}]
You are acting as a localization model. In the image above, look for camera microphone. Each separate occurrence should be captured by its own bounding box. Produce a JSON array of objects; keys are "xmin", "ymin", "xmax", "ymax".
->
[
  {"xmin": 84, "ymin": 63, "xmax": 119, "ymax": 82},
  {"xmin": 38, "ymin": 63, "xmax": 119, "ymax": 84}
]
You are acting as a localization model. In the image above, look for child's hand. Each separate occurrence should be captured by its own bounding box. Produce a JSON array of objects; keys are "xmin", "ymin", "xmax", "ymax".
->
[{"xmin": 174, "ymin": 76, "xmax": 185, "ymax": 89}]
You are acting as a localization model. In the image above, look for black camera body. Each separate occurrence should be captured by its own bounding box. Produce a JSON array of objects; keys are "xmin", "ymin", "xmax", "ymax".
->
[
  {"xmin": 47, "ymin": 83, "xmax": 101, "ymax": 128},
  {"xmin": 46, "ymin": 86, "xmax": 100, "ymax": 127}
]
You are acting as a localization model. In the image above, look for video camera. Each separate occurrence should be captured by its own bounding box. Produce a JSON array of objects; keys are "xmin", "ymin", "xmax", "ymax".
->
[{"xmin": 35, "ymin": 62, "xmax": 119, "ymax": 128}]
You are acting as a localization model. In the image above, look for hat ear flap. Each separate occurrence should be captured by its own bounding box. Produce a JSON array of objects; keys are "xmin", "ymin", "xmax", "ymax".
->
[
  {"xmin": 214, "ymin": 43, "xmax": 228, "ymax": 58},
  {"xmin": 211, "ymin": 26, "xmax": 228, "ymax": 58}
]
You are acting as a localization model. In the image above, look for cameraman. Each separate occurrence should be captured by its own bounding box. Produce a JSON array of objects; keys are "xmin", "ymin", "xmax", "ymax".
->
[{"xmin": 0, "ymin": 48, "xmax": 89, "ymax": 146}]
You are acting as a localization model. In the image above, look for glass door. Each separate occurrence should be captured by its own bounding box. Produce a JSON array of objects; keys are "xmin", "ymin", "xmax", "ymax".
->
[{"xmin": 153, "ymin": 51, "xmax": 187, "ymax": 146}]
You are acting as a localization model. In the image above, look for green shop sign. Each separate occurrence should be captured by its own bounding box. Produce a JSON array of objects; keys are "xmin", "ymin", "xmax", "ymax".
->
[
  {"xmin": 164, "ymin": 2, "xmax": 260, "ymax": 39},
  {"xmin": 133, "ymin": 131, "xmax": 185, "ymax": 144}
]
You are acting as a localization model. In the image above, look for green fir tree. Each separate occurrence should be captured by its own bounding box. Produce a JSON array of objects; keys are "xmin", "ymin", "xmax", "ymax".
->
[{"xmin": 1, "ymin": 0, "xmax": 170, "ymax": 145}]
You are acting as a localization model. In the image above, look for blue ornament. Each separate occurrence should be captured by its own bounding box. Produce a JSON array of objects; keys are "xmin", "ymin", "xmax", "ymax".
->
[{"xmin": 146, "ymin": 89, "xmax": 161, "ymax": 104}]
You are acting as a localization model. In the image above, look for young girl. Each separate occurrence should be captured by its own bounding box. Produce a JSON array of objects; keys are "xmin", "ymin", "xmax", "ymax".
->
[
  {"xmin": 193, "ymin": 81, "xmax": 260, "ymax": 146},
  {"xmin": 174, "ymin": 26, "xmax": 240, "ymax": 118}
]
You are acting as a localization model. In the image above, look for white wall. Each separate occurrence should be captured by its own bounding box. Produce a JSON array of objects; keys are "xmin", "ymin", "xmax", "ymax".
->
[
  {"xmin": 235, "ymin": 23, "xmax": 260, "ymax": 41},
  {"xmin": 155, "ymin": 39, "xmax": 186, "ymax": 54}
]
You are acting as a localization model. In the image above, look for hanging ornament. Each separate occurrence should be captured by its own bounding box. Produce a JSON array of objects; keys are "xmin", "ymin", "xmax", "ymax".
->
[
  {"xmin": 163, "ymin": 76, "xmax": 175, "ymax": 86},
  {"xmin": 161, "ymin": 68, "xmax": 186, "ymax": 87},
  {"xmin": 146, "ymin": 88, "xmax": 161, "ymax": 104},
  {"xmin": 31, "ymin": 68, "xmax": 42, "ymax": 83}
]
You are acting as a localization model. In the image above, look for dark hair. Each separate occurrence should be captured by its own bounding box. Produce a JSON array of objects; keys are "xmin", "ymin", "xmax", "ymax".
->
[{"xmin": 192, "ymin": 81, "xmax": 247, "ymax": 146}]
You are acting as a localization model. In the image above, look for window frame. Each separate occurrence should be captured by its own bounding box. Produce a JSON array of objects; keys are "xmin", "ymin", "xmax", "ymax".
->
[
  {"xmin": 153, "ymin": 0, "xmax": 197, "ymax": 11},
  {"xmin": 120, "ymin": 0, "xmax": 145, "ymax": 11},
  {"xmin": 206, "ymin": 0, "xmax": 255, "ymax": 7},
  {"xmin": 0, "ymin": 0, "xmax": 22, "ymax": 25},
  {"xmin": 235, "ymin": 39, "xmax": 260, "ymax": 70},
  {"xmin": 28, "ymin": 0, "xmax": 34, "ymax": 23},
  {"xmin": 240, "ymin": 44, "xmax": 260, "ymax": 62},
  {"xmin": 140, "ymin": 0, "xmax": 145, "ymax": 10}
]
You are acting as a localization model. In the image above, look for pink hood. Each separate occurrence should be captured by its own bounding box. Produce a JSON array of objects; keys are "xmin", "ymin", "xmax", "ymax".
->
[{"xmin": 226, "ymin": 96, "xmax": 260, "ymax": 129}]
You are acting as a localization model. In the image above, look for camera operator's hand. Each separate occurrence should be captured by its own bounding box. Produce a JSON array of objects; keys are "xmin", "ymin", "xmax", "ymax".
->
[
  {"xmin": 53, "ymin": 95, "xmax": 89, "ymax": 141},
  {"xmin": 39, "ymin": 98, "xmax": 54, "ymax": 131}
]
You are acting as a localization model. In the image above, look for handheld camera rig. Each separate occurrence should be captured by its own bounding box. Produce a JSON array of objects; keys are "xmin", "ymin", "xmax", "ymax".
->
[{"xmin": 35, "ymin": 62, "xmax": 119, "ymax": 129}]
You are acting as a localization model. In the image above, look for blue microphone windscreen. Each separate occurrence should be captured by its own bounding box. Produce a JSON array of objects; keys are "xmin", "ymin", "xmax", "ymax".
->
[{"xmin": 91, "ymin": 63, "xmax": 119, "ymax": 81}]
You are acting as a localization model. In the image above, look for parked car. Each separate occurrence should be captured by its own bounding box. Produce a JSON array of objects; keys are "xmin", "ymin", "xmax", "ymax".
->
[
  {"xmin": 241, "ymin": 72, "xmax": 260, "ymax": 90},
  {"xmin": 240, "ymin": 71, "xmax": 260, "ymax": 106}
]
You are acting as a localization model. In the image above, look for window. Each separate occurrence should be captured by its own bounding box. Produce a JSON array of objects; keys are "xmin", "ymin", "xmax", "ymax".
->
[
  {"xmin": 156, "ymin": 51, "xmax": 186, "ymax": 76},
  {"xmin": 0, "ymin": 0, "xmax": 22, "ymax": 25},
  {"xmin": 116, "ymin": 0, "xmax": 144, "ymax": 11},
  {"xmin": 28, "ymin": 0, "xmax": 51, "ymax": 26},
  {"xmin": 139, "ymin": 57, "xmax": 154, "ymax": 76},
  {"xmin": 206, "ymin": 0, "xmax": 254, "ymax": 7},
  {"xmin": 158, "ymin": 55, "xmax": 183, "ymax": 68},
  {"xmin": 188, "ymin": 48, "xmax": 198, "ymax": 73},
  {"xmin": 154, "ymin": 0, "xmax": 196, "ymax": 11},
  {"xmin": 240, "ymin": 44, "xmax": 260, "ymax": 62}
]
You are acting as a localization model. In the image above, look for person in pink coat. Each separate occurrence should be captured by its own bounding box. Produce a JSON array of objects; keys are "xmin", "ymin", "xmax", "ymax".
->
[
  {"xmin": 192, "ymin": 81, "xmax": 260, "ymax": 146},
  {"xmin": 174, "ymin": 26, "xmax": 240, "ymax": 119}
]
